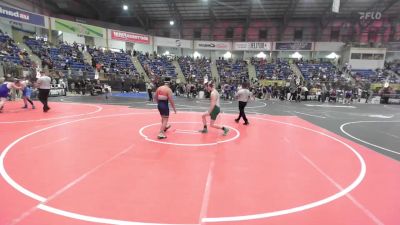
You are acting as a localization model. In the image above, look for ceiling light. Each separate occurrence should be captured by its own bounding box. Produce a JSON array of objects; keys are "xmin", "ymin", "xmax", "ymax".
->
[
  {"xmin": 326, "ymin": 52, "xmax": 339, "ymax": 59},
  {"xmin": 224, "ymin": 51, "xmax": 232, "ymax": 59},
  {"xmin": 170, "ymin": 20, "xmax": 175, "ymax": 26},
  {"xmin": 256, "ymin": 52, "xmax": 266, "ymax": 59},
  {"xmin": 123, "ymin": 5, "xmax": 128, "ymax": 10},
  {"xmin": 193, "ymin": 51, "xmax": 201, "ymax": 58},
  {"xmin": 291, "ymin": 52, "xmax": 302, "ymax": 59}
]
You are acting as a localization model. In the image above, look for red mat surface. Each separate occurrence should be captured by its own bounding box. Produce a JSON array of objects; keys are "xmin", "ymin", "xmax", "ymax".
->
[{"xmin": 1, "ymin": 101, "xmax": 399, "ymax": 225}]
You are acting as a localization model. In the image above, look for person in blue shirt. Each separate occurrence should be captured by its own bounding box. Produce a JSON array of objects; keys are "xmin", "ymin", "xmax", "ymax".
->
[
  {"xmin": 0, "ymin": 79, "xmax": 23, "ymax": 113},
  {"xmin": 21, "ymin": 81, "xmax": 35, "ymax": 109}
]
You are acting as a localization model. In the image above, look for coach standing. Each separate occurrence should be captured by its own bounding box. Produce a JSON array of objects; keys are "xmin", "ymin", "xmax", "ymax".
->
[
  {"xmin": 235, "ymin": 83, "xmax": 253, "ymax": 125},
  {"xmin": 146, "ymin": 81, "xmax": 153, "ymax": 102},
  {"xmin": 36, "ymin": 71, "xmax": 51, "ymax": 112}
]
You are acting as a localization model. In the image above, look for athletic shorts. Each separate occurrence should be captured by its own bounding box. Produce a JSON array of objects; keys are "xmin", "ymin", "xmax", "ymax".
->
[
  {"xmin": 0, "ymin": 89, "xmax": 8, "ymax": 98},
  {"xmin": 22, "ymin": 87, "xmax": 27, "ymax": 96},
  {"xmin": 22, "ymin": 87, "xmax": 32, "ymax": 97},
  {"xmin": 158, "ymin": 100, "xmax": 169, "ymax": 117},
  {"xmin": 210, "ymin": 106, "xmax": 220, "ymax": 120}
]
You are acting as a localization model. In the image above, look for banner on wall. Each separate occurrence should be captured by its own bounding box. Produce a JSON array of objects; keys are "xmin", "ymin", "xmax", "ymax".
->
[
  {"xmin": 54, "ymin": 18, "xmax": 104, "ymax": 38},
  {"xmin": 111, "ymin": 30, "xmax": 150, "ymax": 44},
  {"xmin": 259, "ymin": 79, "xmax": 285, "ymax": 87},
  {"xmin": 0, "ymin": 4, "xmax": 45, "ymax": 27},
  {"xmin": 194, "ymin": 41, "xmax": 232, "ymax": 50},
  {"xmin": 233, "ymin": 42, "xmax": 271, "ymax": 51},
  {"xmin": 274, "ymin": 42, "xmax": 313, "ymax": 51},
  {"xmin": 154, "ymin": 37, "xmax": 192, "ymax": 49},
  {"xmin": 371, "ymin": 83, "xmax": 400, "ymax": 91}
]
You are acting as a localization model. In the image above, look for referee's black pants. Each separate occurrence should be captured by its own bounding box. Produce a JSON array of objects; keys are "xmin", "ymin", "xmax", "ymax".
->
[
  {"xmin": 38, "ymin": 89, "xmax": 50, "ymax": 111},
  {"xmin": 236, "ymin": 101, "xmax": 248, "ymax": 123},
  {"xmin": 147, "ymin": 89, "xmax": 153, "ymax": 101}
]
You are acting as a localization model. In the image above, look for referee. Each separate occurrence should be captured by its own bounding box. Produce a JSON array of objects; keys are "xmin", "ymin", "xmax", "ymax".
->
[
  {"xmin": 36, "ymin": 71, "xmax": 51, "ymax": 112},
  {"xmin": 235, "ymin": 83, "xmax": 252, "ymax": 125}
]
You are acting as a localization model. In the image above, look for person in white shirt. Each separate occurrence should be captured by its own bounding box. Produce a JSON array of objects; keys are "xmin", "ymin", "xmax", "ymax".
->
[
  {"xmin": 357, "ymin": 87, "xmax": 362, "ymax": 102},
  {"xmin": 35, "ymin": 71, "xmax": 51, "ymax": 112},
  {"xmin": 235, "ymin": 83, "xmax": 253, "ymax": 125},
  {"xmin": 146, "ymin": 82, "xmax": 153, "ymax": 101}
]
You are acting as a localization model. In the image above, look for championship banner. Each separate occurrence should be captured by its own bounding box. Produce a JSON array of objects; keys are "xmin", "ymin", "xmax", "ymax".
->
[
  {"xmin": 154, "ymin": 37, "xmax": 192, "ymax": 49},
  {"xmin": 274, "ymin": 42, "xmax": 313, "ymax": 51},
  {"xmin": 233, "ymin": 42, "xmax": 271, "ymax": 51},
  {"xmin": 54, "ymin": 18, "xmax": 105, "ymax": 38},
  {"xmin": 194, "ymin": 41, "xmax": 232, "ymax": 50},
  {"xmin": 0, "ymin": 4, "xmax": 45, "ymax": 27},
  {"xmin": 111, "ymin": 30, "xmax": 150, "ymax": 44}
]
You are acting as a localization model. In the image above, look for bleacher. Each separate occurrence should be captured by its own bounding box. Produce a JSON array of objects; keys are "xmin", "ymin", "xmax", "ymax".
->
[
  {"xmin": 24, "ymin": 38, "xmax": 45, "ymax": 57},
  {"xmin": 25, "ymin": 38, "xmax": 95, "ymax": 78},
  {"xmin": 351, "ymin": 69, "xmax": 378, "ymax": 82},
  {"xmin": 0, "ymin": 34, "xmax": 31, "ymax": 67},
  {"xmin": 352, "ymin": 69, "xmax": 400, "ymax": 84},
  {"xmin": 178, "ymin": 56, "xmax": 211, "ymax": 81},
  {"xmin": 384, "ymin": 62, "xmax": 400, "ymax": 83},
  {"xmin": 89, "ymin": 48, "xmax": 138, "ymax": 78},
  {"xmin": 297, "ymin": 62, "xmax": 336, "ymax": 81},
  {"xmin": 216, "ymin": 59, "xmax": 248, "ymax": 83},
  {"xmin": 138, "ymin": 54, "xmax": 176, "ymax": 79},
  {"xmin": 253, "ymin": 59, "xmax": 291, "ymax": 80},
  {"xmin": 391, "ymin": 64, "xmax": 400, "ymax": 74}
]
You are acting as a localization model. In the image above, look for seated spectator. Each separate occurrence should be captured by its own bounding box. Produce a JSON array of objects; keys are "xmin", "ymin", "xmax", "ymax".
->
[
  {"xmin": 138, "ymin": 54, "xmax": 176, "ymax": 80},
  {"xmin": 25, "ymin": 37, "xmax": 95, "ymax": 78},
  {"xmin": 217, "ymin": 59, "xmax": 249, "ymax": 84},
  {"xmin": 0, "ymin": 34, "xmax": 32, "ymax": 67},
  {"xmin": 178, "ymin": 56, "xmax": 211, "ymax": 83}
]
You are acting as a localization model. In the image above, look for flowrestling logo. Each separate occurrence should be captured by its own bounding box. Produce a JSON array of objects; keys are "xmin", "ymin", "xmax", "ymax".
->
[
  {"xmin": 0, "ymin": 4, "xmax": 45, "ymax": 26},
  {"xmin": 358, "ymin": 12, "xmax": 382, "ymax": 20},
  {"xmin": 358, "ymin": 11, "xmax": 382, "ymax": 27},
  {"xmin": 111, "ymin": 30, "xmax": 150, "ymax": 44}
]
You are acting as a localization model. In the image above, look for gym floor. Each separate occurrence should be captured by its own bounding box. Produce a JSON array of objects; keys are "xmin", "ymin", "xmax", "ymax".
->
[{"xmin": 0, "ymin": 94, "xmax": 399, "ymax": 225}]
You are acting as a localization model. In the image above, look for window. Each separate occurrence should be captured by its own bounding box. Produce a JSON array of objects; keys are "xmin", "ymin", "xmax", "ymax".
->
[
  {"xmin": 259, "ymin": 29, "xmax": 267, "ymax": 39},
  {"xmin": 294, "ymin": 30, "xmax": 303, "ymax": 40},
  {"xmin": 330, "ymin": 30, "xmax": 340, "ymax": 41},
  {"xmin": 194, "ymin": 29, "xmax": 201, "ymax": 39},
  {"xmin": 225, "ymin": 27, "xmax": 234, "ymax": 39},
  {"xmin": 163, "ymin": 30, "xmax": 170, "ymax": 38},
  {"xmin": 351, "ymin": 53, "xmax": 361, "ymax": 59},
  {"xmin": 362, "ymin": 54, "xmax": 374, "ymax": 60},
  {"xmin": 373, "ymin": 54, "xmax": 384, "ymax": 60},
  {"xmin": 368, "ymin": 31, "xmax": 377, "ymax": 42}
]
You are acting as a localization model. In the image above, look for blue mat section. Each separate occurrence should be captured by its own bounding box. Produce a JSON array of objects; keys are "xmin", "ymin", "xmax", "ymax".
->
[{"xmin": 112, "ymin": 92, "xmax": 149, "ymax": 99}]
